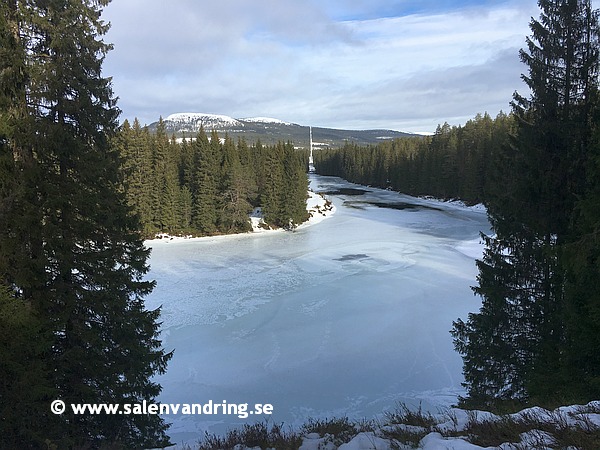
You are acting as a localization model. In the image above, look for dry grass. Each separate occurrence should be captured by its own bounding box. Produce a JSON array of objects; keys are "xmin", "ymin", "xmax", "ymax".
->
[
  {"xmin": 195, "ymin": 421, "xmax": 302, "ymax": 450},
  {"xmin": 186, "ymin": 402, "xmax": 600, "ymax": 449}
]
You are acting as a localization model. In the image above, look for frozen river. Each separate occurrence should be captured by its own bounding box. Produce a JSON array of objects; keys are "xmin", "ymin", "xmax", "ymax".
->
[{"xmin": 145, "ymin": 175, "xmax": 491, "ymax": 445}]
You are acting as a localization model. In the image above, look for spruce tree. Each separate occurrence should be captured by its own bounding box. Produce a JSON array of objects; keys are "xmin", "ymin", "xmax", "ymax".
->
[
  {"xmin": 282, "ymin": 142, "xmax": 309, "ymax": 227},
  {"xmin": 0, "ymin": 0, "xmax": 172, "ymax": 447},
  {"xmin": 219, "ymin": 136, "xmax": 253, "ymax": 232},
  {"xmin": 452, "ymin": 0, "xmax": 600, "ymax": 406},
  {"xmin": 261, "ymin": 142, "xmax": 285, "ymax": 227},
  {"xmin": 114, "ymin": 118, "xmax": 155, "ymax": 237},
  {"xmin": 562, "ymin": 119, "xmax": 600, "ymax": 399},
  {"xmin": 237, "ymin": 137, "xmax": 259, "ymax": 205},
  {"xmin": 191, "ymin": 127, "xmax": 219, "ymax": 234},
  {"xmin": 0, "ymin": 286, "xmax": 58, "ymax": 448},
  {"xmin": 150, "ymin": 118, "xmax": 180, "ymax": 234},
  {"xmin": 132, "ymin": 119, "xmax": 156, "ymax": 235},
  {"xmin": 561, "ymin": 18, "xmax": 600, "ymax": 398}
]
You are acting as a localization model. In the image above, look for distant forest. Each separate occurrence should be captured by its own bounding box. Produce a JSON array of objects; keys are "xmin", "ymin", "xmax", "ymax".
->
[
  {"xmin": 115, "ymin": 118, "xmax": 309, "ymax": 238},
  {"xmin": 313, "ymin": 111, "xmax": 513, "ymax": 206},
  {"xmin": 315, "ymin": 0, "xmax": 600, "ymax": 411}
]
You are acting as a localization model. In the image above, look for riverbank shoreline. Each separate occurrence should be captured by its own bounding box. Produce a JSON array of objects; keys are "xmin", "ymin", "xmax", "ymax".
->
[{"xmin": 145, "ymin": 189, "xmax": 336, "ymax": 247}]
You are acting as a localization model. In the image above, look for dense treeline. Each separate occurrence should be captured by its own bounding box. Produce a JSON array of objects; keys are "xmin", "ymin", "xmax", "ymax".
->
[
  {"xmin": 313, "ymin": 112, "xmax": 514, "ymax": 205},
  {"xmin": 115, "ymin": 119, "xmax": 309, "ymax": 237},
  {"xmin": 0, "ymin": 0, "xmax": 171, "ymax": 448}
]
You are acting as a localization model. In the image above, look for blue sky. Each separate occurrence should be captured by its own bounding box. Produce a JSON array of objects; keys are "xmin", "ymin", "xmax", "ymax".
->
[
  {"xmin": 316, "ymin": 0, "xmax": 514, "ymax": 20},
  {"xmin": 101, "ymin": 0, "xmax": 592, "ymax": 133}
]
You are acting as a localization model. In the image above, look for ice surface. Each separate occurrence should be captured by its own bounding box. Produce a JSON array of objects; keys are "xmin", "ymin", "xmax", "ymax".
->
[{"xmin": 145, "ymin": 175, "xmax": 492, "ymax": 444}]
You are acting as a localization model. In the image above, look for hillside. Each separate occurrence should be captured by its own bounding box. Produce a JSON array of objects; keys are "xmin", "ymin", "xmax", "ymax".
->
[{"xmin": 148, "ymin": 113, "xmax": 418, "ymax": 147}]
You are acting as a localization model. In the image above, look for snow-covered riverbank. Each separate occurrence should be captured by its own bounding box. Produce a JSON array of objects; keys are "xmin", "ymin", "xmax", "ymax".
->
[{"xmin": 147, "ymin": 189, "xmax": 336, "ymax": 246}]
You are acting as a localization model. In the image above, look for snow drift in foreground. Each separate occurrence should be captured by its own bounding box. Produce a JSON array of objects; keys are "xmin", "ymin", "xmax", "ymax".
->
[{"xmin": 271, "ymin": 401, "xmax": 600, "ymax": 449}]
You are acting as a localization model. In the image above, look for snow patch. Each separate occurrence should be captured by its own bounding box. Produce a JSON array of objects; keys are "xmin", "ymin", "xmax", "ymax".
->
[
  {"xmin": 337, "ymin": 432, "xmax": 390, "ymax": 450},
  {"xmin": 299, "ymin": 190, "xmax": 336, "ymax": 229},
  {"xmin": 248, "ymin": 190, "xmax": 335, "ymax": 233},
  {"xmin": 454, "ymin": 237, "xmax": 485, "ymax": 260},
  {"xmin": 165, "ymin": 112, "xmax": 243, "ymax": 129},
  {"xmin": 420, "ymin": 432, "xmax": 481, "ymax": 449},
  {"xmin": 419, "ymin": 196, "xmax": 486, "ymax": 213},
  {"xmin": 146, "ymin": 190, "xmax": 336, "ymax": 244},
  {"xmin": 303, "ymin": 401, "xmax": 600, "ymax": 450},
  {"xmin": 241, "ymin": 116, "xmax": 294, "ymax": 125},
  {"xmin": 249, "ymin": 207, "xmax": 271, "ymax": 232}
]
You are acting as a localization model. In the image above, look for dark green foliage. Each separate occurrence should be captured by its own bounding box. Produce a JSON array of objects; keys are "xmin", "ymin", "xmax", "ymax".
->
[
  {"xmin": 114, "ymin": 118, "xmax": 156, "ymax": 235},
  {"xmin": 261, "ymin": 141, "xmax": 286, "ymax": 226},
  {"xmin": 260, "ymin": 141, "xmax": 309, "ymax": 228},
  {"xmin": 452, "ymin": 0, "xmax": 600, "ymax": 408},
  {"xmin": 452, "ymin": 228, "xmax": 545, "ymax": 406},
  {"xmin": 0, "ymin": 0, "xmax": 172, "ymax": 447},
  {"xmin": 282, "ymin": 142, "xmax": 310, "ymax": 227},
  {"xmin": 152, "ymin": 119, "xmax": 183, "ymax": 233},
  {"xmin": 314, "ymin": 112, "xmax": 513, "ymax": 206},
  {"xmin": 214, "ymin": 136, "xmax": 247, "ymax": 232},
  {"xmin": 116, "ymin": 125, "xmax": 309, "ymax": 236},
  {"xmin": 0, "ymin": 287, "xmax": 58, "ymax": 448},
  {"xmin": 190, "ymin": 127, "xmax": 219, "ymax": 234},
  {"xmin": 561, "ymin": 106, "xmax": 600, "ymax": 400}
]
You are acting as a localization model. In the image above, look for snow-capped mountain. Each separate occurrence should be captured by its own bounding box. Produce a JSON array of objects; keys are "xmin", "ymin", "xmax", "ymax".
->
[
  {"xmin": 149, "ymin": 113, "xmax": 417, "ymax": 147},
  {"xmin": 164, "ymin": 113, "xmax": 244, "ymax": 132}
]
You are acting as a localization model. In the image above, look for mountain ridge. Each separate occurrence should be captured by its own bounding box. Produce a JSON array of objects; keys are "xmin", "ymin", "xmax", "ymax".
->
[{"xmin": 148, "ymin": 112, "xmax": 419, "ymax": 147}]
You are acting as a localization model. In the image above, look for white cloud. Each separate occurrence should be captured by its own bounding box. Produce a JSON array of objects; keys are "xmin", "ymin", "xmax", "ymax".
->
[{"xmin": 103, "ymin": 0, "xmax": 542, "ymax": 133}]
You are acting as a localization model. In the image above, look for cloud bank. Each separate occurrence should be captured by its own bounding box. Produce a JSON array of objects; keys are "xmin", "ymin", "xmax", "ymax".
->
[{"xmin": 103, "ymin": 0, "xmax": 544, "ymax": 133}]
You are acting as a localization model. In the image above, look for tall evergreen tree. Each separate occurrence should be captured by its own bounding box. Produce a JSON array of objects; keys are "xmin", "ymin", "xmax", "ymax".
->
[
  {"xmin": 219, "ymin": 136, "xmax": 253, "ymax": 232},
  {"xmin": 237, "ymin": 137, "xmax": 259, "ymax": 205},
  {"xmin": 0, "ymin": 1, "xmax": 171, "ymax": 447},
  {"xmin": 150, "ymin": 118, "xmax": 181, "ymax": 233},
  {"xmin": 452, "ymin": 0, "xmax": 600, "ymax": 407},
  {"xmin": 562, "ymin": 112, "xmax": 600, "ymax": 399},
  {"xmin": 282, "ymin": 142, "xmax": 309, "ymax": 227},
  {"xmin": 114, "ymin": 118, "xmax": 155, "ymax": 236},
  {"xmin": 261, "ymin": 142, "xmax": 285, "ymax": 227},
  {"xmin": 191, "ymin": 127, "xmax": 220, "ymax": 234}
]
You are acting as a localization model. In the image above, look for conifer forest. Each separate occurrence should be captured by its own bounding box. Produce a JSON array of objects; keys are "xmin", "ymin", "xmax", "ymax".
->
[
  {"xmin": 2, "ymin": 0, "xmax": 600, "ymax": 448},
  {"xmin": 115, "ymin": 119, "xmax": 309, "ymax": 238}
]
